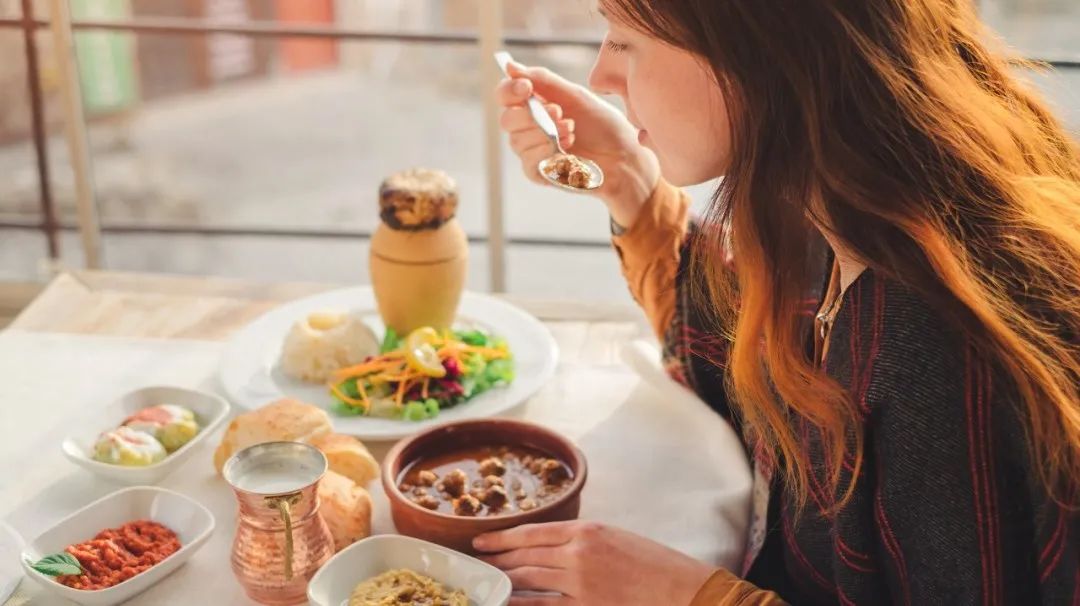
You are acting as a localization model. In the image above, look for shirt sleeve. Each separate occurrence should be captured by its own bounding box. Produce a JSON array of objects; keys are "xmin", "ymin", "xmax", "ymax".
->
[
  {"xmin": 690, "ymin": 568, "xmax": 788, "ymax": 605},
  {"xmin": 611, "ymin": 179, "xmax": 690, "ymax": 342}
]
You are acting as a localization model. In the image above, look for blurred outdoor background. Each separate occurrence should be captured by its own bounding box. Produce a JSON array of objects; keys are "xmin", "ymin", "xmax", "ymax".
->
[{"xmin": 0, "ymin": 0, "xmax": 1077, "ymax": 306}]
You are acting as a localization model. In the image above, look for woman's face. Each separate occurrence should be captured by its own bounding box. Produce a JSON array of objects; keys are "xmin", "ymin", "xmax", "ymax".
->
[{"xmin": 589, "ymin": 6, "xmax": 732, "ymax": 186}]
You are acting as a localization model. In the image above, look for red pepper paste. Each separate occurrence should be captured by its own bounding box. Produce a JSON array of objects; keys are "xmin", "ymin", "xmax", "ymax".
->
[{"xmin": 56, "ymin": 520, "xmax": 181, "ymax": 590}]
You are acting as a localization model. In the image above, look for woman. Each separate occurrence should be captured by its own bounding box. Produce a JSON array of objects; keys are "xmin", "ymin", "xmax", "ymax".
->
[{"xmin": 474, "ymin": 1, "xmax": 1080, "ymax": 605}]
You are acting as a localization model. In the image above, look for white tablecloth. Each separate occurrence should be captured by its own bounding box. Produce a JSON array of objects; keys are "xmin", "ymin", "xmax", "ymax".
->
[{"xmin": 0, "ymin": 330, "xmax": 751, "ymax": 605}]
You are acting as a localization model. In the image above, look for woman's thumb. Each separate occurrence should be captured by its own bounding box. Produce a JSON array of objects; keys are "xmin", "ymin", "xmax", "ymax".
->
[{"xmin": 507, "ymin": 62, "xmax": 575, "ymax": 99}]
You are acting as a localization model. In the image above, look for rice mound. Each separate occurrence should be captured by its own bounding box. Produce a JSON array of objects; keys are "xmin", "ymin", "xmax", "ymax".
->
[{"xmin": 280, "ymin": 311, "xmax": 379, "ymax": 383}]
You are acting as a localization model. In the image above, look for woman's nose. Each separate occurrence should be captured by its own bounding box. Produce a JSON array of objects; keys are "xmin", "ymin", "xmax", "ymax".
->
[{"xmin": 588, "ymin": 50, "xmax": 625, "ymax": 97}]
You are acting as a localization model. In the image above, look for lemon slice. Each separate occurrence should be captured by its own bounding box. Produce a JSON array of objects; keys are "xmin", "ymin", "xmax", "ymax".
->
[{"xmin": 404, "ymin": 327, "xmax": 447, "ymax": 378}]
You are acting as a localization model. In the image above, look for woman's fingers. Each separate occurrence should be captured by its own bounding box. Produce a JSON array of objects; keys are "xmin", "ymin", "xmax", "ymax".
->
[
  {"xmin": 510, "ymin": 596, "xmax": 575, "ymax": 606},
  {"xmin": 474, "ymin": 521, "xmax": 579, "ymax": 552},
  {"xmin": 508, "ymin": 122, "xmax": 575, "ymax": 155},
  {"xmin": 500, "ymin": 104, "xmax": 564, "ymax": 133},
  {"xmin": 505, "ymin": 566, "xmax": 575, "ymax": 594},
  {"xmin": 496, "ymin": 76, "xmax": 534, "ymax": 107},
  {"xmin": 480, "ymin": 546, "xmax": 566, "ymax": 571}
]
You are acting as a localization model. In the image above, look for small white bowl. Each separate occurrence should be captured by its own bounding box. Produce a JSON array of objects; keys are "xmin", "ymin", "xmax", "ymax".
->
[
  {"xmin": 62, "ymin": 386, "xmax": 229, "ymax": 485},
  {"xmin": 308, "ymin": 535, "xmax": 512, "ymax": 606},
  {"xmin": 20, "ymin": 486, "xmax": 215, "ymax": 606}
]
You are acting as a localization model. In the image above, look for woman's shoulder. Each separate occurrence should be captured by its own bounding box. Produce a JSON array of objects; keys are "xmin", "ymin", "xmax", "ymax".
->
[{"xmin": 831, "ymin": 269, "xmax": 1010, "ymax": 416}]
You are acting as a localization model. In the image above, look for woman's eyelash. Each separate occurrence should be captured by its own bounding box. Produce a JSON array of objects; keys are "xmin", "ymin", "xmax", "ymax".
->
[{"xmin": 605, "ymin": 40, "xmax": 628, "ymax": 53}]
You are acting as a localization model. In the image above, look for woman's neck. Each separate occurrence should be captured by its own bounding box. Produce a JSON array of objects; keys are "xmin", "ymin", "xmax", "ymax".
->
[{"xmin": 817, "ymin": 229, "xmax": 867, "ymax": 292}]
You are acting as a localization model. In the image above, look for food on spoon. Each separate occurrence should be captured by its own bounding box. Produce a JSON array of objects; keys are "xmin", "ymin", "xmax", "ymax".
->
[
  {"xmin": 123, "ymin": 404, "xmax": 199, "ymax": 453},
  {"xmin": 92, "ymin": 426, "xmax": 167, "ymax": 467},
  {"xmin": 349, "ymin": 569, "xmax": 467, "ymax": 606},
  {"xmin": 328, "ymin": 326, "xmax": 514, "ymax": 421},
  {"xmin": 547, "ymin": 153, "xmax": 593, "ymax": 188},
  {"xmin": 280, "ymin": 310, "xmax": 380, "ymax": 383},
  {"xmin": 28, "ymin": 520, "xmax": 181, "ymax": 590},
  {"xmin": 398, "ymin": 444, "xmax": 573, "ymax": 517}
]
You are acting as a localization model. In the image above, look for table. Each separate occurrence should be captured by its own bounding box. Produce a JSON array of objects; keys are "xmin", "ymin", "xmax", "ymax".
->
[{"xmin": 0, "ymin": 271, "xmax": 752, "ymax": 605}]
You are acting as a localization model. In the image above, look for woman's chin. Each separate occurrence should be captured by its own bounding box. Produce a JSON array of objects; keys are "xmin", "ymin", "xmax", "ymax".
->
[{"xmin": 656, "ymin": 154, "xmax": 724, "ymax": 188}]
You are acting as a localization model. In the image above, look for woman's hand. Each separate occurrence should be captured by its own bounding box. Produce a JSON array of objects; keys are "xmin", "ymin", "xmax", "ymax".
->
[
  {"xmin": 495, "ymin": 62, "xmax": 660, "ymax": 229},
  {"xmin": 474, "ymin": 521, "xmax": 717, "ymax": 606}
]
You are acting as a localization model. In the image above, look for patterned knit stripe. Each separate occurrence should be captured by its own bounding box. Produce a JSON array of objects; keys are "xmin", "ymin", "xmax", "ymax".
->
[
  {"xmin": 858, "ymin": 277, "xmax": 885, "ymax": 417},
  {"xmin": 1072, "ymin": 568, "xmax": 1080, "ymax": 606},
  {"xmin": 874, "ymin": 487, "xmax": 912, "ymax": 606},
  {"xmin": 781, "ymin": 507, "xmax": 838, "ymax": 595},
  {"xmin": 965, "ymin": 346, "xmax": 992, "ymax": 604},
  {"xmin": 1040, "ymin": 506, "xmax": 1068, "ymax": 582},
  {"xmin": 850, "ymin": 272, "xmax": 863, "ymax": 413},
  {"xmin": 801, "ymin": 419, "xmax": 833, "ymax": 515},
  {"xmin": 967, "ymin": 347, "xmax": 1008, "ymax": 605},
  {"xmin": 836, "ymin": 535, "xmax": 875, "ymax": 568},
  {"xmin": 837, "ymin": 544, "xmax": 876, "ymax": 574},
  {"xmin": 978, "ymin": 361, "xmax": 1004, "ymax": 604},
  {"xmin": 838, "ymin": 585, "xmax": 859, "ymax": 606}
]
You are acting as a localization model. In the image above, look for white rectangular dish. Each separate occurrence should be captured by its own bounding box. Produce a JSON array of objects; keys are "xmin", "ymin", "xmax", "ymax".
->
[
  {"xmin": 20, "ymin": 486, "xmax": 215, "ymax": 606},
  {"xmin": 308, "ymin": 534, "xmax": 512, "ymax": 606},
  {"xmin": 62, "ymin": 386, "xmax": 229, "ymax": 485}
]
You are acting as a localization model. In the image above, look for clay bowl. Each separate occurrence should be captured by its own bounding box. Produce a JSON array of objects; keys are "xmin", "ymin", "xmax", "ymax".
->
[{"xmin": 382, "ymin": 419, "xmax": 588, "ymax": 554}]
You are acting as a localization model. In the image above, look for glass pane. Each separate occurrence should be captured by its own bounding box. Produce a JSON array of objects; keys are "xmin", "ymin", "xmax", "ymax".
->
[
  {"xmin": 1018, "ymin": 66, "xmax": 1080, "ymax": 134},
  {"xmin": 99, "ymin": 232, "xmax": 493, "ymax": 288},
  {"xmin": 0, "ymin": 0, "xmax": 21, "ymax": 19},
  {"xmin": 70, "ymin": 34, "xmax": 487, "ymax": 234},
  {"xmin": 981, "ymin": 0, "xmax": 1080, "ymax": 61},
  {"xmin": 0, "ymin": 28, "xmax": 46, "ymax": 224}
]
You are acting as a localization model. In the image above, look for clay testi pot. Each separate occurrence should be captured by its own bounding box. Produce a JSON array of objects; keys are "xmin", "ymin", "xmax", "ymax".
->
[{"xmin": 369, "ymin": 169, "xmax": 468, "ymax": 336}]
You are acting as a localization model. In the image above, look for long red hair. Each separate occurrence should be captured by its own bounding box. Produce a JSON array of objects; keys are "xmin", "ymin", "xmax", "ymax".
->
[{"xmin": 602, "ymin": 0, "xmax": 1080, "ymax": 508}]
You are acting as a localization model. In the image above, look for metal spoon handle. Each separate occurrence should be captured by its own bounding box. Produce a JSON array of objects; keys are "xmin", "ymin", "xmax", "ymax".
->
[
  {"xmin": 495, "ymin": 50, "xmax": 563, "ymax": 153},
  {"xmin": 526, "ymin": 96, "xmax": 564, "ymax": 153}
]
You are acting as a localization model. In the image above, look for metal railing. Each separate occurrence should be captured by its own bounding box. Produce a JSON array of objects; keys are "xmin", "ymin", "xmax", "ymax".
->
[{"xmin": 0, "ymin": 4, "xmax": 1077, "ymax": 289}]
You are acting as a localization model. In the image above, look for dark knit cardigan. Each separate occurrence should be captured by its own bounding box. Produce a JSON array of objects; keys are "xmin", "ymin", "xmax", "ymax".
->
[{"xmin": 662, "ymin": 234, "xmax": 1079, "ymax": 605}]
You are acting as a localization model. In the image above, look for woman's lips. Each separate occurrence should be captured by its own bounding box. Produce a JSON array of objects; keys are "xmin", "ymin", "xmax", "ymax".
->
[{"xmin": 637, "ymin": 129, "xmax": 649, "ymax": 144}]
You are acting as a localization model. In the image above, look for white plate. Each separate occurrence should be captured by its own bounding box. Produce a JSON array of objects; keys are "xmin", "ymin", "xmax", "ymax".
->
[
  {"xmin": 20, "ymin": 486, "xmax": 215, "ymax": 606},
  {"xmin": 219, "ymin": 287, "xmax": 558, "ymax": 441},
  {"xmin": 308, "ymin": 534, "xmax": 511, "ymax": 606},
  {"xmin": 62, "ymin": 386, "xmax": 230, "ymax": 485}
]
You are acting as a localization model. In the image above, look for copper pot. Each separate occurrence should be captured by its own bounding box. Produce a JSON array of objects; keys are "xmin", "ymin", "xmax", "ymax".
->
[{"xmin": 223, "ymin": 442, "xmax": 335, "ymax": 605}]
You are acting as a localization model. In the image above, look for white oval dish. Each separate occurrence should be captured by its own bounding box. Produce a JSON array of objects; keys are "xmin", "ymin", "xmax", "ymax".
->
[
  {"xmin": 219, "ymin": 286, "xmax": 559, "ymax": 441},
  {"xmin": 62, "ymin": 386, "xmax": 230, "ymax": 485},
  {"xmin": 308, "ymin": 534, "xmax": 512, "ymax": 606},
  {"xmin": 20, "ymin": 486, "xmax": 215, "ymax": 606}
]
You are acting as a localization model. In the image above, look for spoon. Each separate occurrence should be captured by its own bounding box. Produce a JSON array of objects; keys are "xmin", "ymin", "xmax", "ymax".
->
[{"xmin": 494, "ymin": 51, "xmax": 604, "ymax": 193}]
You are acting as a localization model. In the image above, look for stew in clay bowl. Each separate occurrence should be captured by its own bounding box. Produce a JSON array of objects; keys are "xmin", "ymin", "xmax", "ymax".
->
[{"xmin": 382, "ymin": 419, "xmax": 587, "ymax": 554}]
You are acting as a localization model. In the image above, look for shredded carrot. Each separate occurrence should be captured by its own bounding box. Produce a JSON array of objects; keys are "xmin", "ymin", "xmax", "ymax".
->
[
  {"xmin": 381, "ymin": 373, "xmax": 423, "ymax": 382},
  {"xmin": 355, "ymin": 378, "xmax": 370, "ymax": 408},
  {"xmin": 326, "ymin": 332, "xmax": 511, "ymax": 409},
  {"xmin": 333, "ymin": 360, "xmax": 402, "ymax": 380}
]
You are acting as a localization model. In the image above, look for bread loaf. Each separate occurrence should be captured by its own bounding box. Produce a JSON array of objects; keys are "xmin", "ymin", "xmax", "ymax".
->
[
  {"xmin": 308, "ymin": 432, "xmax": 380, "ymax": 487},
  {"xmin": 213, "ymin": 398, "xmax": 333, "ymax": 473},
  {"xmin": 317, "ymin": 469, "xmax": 373, "ymax": 552}
]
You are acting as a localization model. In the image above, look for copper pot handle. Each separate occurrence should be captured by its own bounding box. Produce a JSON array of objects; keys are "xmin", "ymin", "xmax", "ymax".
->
[{"xmin": 266, "ymin": 493, "xmax": 302, "ymax": 580}]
